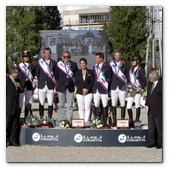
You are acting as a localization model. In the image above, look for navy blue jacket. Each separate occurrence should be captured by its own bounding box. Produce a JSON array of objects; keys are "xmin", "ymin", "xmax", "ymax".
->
[
  {"xmin": 92, "ymin": 63, "xmax": 111, "ymax": 94},
  {"xmin": 55, "ymin": 60, "xmax": 78, "ymax": 93},
  {"xmin": 18, "ymin": 63, "xmax": 36, "ymax": 91},
  {"xmin": 37, "ymin": 58, "xmax": 57, "ymax": 90},
  {"xmin": 130, "ymin": 66, "xmax": 146, "ymax": 89},
  {"xmin": 110, "ymin": 60, "xmax": 130, "ymax": 90},
  {"xmin": 75, "ymin": 69, "xmax": 94, "ymax": 95}
]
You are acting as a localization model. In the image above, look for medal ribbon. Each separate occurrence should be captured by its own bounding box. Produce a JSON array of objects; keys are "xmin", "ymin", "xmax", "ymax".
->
[
  {"xmin": 38, "ymin": 58, "xmax": 55, "ymax": 84},
  {"xmin": 129, "ymin": 67, "xmax": 140, "ymax": 87},
  {"xmin": 94, "ymin": 63, "xmax": 108, "ymax": 91},
  {"xmin": 109, "ymin": 60, "xmax": 127, "ymax": 84},
  {"xmin": 43, "ymin": 58, "xmax": 52, "ymax": 74},
  {"xmin": 23, "ymin": 62, "xmax": 31, "ymax": 78},
  {"xmin": 96, "ymin": 63, "xmax": 103, "ymax": 80},
  {"xmin": 65, "ymin": 62, "xmax": 71, "ymax": 77},
  {"xmin": 57, "ymin": 61, "xmax": 75, "ymax": 85},
  {"xmin": 114, "ymin": 60, "xmax": 122, "ymax": 76}
]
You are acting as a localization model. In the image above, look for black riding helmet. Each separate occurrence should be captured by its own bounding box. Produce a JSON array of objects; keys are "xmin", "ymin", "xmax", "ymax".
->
[
  {"xmin": 131, "ymin": 54, "xmax": 142, "ymax": 63},
  {"xmin": 22, "ymin": 51, "xmax": 31, "ymax": 57}
]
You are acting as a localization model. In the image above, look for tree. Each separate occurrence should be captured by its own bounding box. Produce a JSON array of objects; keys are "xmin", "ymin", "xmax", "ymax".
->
[
  {"xmin": 44, "ymin": 6, "xmax": 62, "ymax": 30},
  {"xmin": 107, "ymin": 6, "xmax": 148, "ymax": 67},
  {"xmin": 6, "ymin": 6, "xmax": 45, "ymax": 69},
  {"xmin": 6, "ymin": 6, "xmax": 62, "ymax": 71}
]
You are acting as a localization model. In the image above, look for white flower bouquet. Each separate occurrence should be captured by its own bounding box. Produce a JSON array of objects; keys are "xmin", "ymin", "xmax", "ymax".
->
[
  {"xmin": 92, "ymin": 117, "xmax": 104, "ymax": 129},
  {"xmin": 60, "ymin": 119, "xmax": 71, "ymax": 129},
  {"xmin": 121, "ymin": 83, "xmax": 136, "ymax": 95},
  {"xmin": 39, "ymin": 116, "xmax": 52, "ymax": 125},
  {"xmin": 26, "ymin": 115, "xmax": 39, "ymax": 126}
]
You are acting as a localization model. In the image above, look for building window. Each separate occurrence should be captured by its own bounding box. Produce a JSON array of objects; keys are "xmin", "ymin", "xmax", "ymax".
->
[
  {"xmin": 79, "ymin": 27, "xmax": 84, "ymax": 30},
  {"xmin": 84, "ymin": 27, "xmax": 88, "ymax": 30},
  {"xmin": 89, "ymin": 27, "xmax": 94, "ymax": 30},
  {"xmin": 94, "ymin": 26, "xmax": 98, "ymax": 30}
]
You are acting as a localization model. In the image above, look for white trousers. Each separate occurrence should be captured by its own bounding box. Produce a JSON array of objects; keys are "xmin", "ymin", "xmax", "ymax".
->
[
  {"xmin": 38, "ymin": 84, "xmax": 54, "ymax": 106},
  {"xmin": 76, "ymin": 93, "xmax": 93, "ymax": 122},
  {"xmin": 111, "ymin": 86, "xmax": 126, "ymax": 107},
  {"xmin": 93, "ymin": 90, "xmax": 108, "ymax": 107},
  {"xmin": 19, "ymin": 87, "xmax": 32, "ymax": 108},
  {"xmin": 127, "ymin": 93, "xmax": 141, "ymax": 109}
]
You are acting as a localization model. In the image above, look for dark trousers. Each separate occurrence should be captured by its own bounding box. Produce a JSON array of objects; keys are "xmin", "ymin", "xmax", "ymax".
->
[
  {"xmin": 6, "ymin": 110, "xmax": 19, "ymax": 144},
  {"xmin": 148, "ymin": 112, "xmax": 162, "ymax": 146}
]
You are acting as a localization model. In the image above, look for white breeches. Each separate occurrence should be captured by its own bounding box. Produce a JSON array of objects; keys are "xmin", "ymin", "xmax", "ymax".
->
[
  {"xmin": 111, "ymin": 86, "xmax": 126, "ymax": 107},
  {"xmin": 38, "ymin": 84, "xmax": 54, "ymax": 106},
  {"xmin": 76, "ymin": 93, "xmax": 93, "ymax": 122},
  {"xmin": 93, "ymin": 90, "xmax": 108, "ymax": 108},
  {"xmin": 127, "ymin": 93, "xmax": 141, "ymax": 109}
]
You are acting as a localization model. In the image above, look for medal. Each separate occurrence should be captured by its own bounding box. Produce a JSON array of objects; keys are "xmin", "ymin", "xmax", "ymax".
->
[
  {"xmin": 49, "ymin": 73, "xmax": 51, "ymax": 77},
  {"xmin": 66, "ymin": 75, "xmax": 69, "ymax": 78},
  {"xmin": 26, "ymin": 78, "xmax": 28, "ymax": 81},
  {"xmin": 97, "ymin": 79, "xmax": 100, "ymax": 82}
]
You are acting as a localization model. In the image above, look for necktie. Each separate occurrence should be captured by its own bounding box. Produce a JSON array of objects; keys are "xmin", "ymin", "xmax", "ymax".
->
[{"xmin": 150, "ymin": 83, "xmax": 155, "ymax": 94}]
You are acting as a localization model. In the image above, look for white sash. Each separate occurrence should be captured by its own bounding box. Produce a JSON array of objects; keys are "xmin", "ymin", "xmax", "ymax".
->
[
  {"xmin": 129, "ymin": 68, "xmax": 141, "ymax": 88},
  {"xmin": 38, "ymin": 58, "xmax": 55, "ymax": 84},
  {"xmin": 57, "ymin": 61, "xmax": 75, "ymax": 85},
  {"xmin": 109, "ymin": 60, "xmax": 127, "ymax": 84},
  {"xmin": 94, "ymin": 64, "xmax": 108, "ymax": 91},
  {"xmin": 18, "ymin": 62, "xmax": 33, "ymax": 86}
]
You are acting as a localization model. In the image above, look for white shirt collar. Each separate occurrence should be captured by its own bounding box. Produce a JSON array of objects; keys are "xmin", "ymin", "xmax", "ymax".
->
[
  {"xmin": 24, "ymin": 62, "xmax": 29, "ymax": 66},
  {"xmin": 99, "ymin": 62, "xmax": 103, "ymax": 68},
  {"xmin": 9, "ymin": 75, "xmax": 15, "ymax": 83},
  {"xmin": 153, "ymin": 80, "xmax": 158, "ymax": 87}
]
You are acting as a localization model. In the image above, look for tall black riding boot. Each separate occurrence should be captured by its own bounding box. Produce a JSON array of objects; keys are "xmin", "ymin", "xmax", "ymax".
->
[
  {"xmin": 121, "ymin": 106, "xmax": 126, "ymax": 119},
  {"xmin": 103, "ymin": 106, "xmax": 108, "ymax": 126},
  {"xmin": 48, "ymin": 105, "xmax": 53, "ymax": 119},
  {"xmin": 95, "ymin": 107, "xmax": 100, "ymax": 118},
  {"xmin": 19, "ymin": 108, "xmax": 21, "ymax": 117},
  {"xmin": 128, "ymin": 109, "xmax": 134, "ymax": 128},
  {"xmin": 111, "ymin": 106, "xmax": 117, "ymax": 127},
  {"xmin": 39, "ymin": 103, "xmax": 44, "ymax": 118},
  {"xmin": 24, "ymin": 107, "xmax": 28, "ymax": 123},
  {"xmin": 136, "ymin": 107, "xmax": 141, "ymax": 122}
]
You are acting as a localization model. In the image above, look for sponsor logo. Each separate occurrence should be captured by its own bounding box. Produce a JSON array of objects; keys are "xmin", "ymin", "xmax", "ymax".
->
[
  {"xmin": 32, "ymin": 132, "xmax": 59, "ymax": 142},
  {"xmin": 118, "ymin": 134, "xmax": 127, "ymax": 143},
  {"xmin": 74, "ymin": 134, "xmax": 102, "ymax": 143},
  {"xmin": 32, "ymin": 133, "xmax": 40, "ymax": 142},
  {"xmin": 118, "ymin": 134, "xmax": 146, "ymax": 143},
  {"xmin": 74, "ymin": 134, "xmax": 83, "ymax": 143}
]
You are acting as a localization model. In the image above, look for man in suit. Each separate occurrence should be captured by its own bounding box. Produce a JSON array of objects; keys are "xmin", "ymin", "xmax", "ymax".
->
[
  {"xmin": 109, "ymin": 51, "xmax": 130, "ymax": 127},
  {"xmin": 55, "ymin": 51, "xmax": 78, "ymax": 122},
  {"xmin": 93, "ymin": 52, "xmax": 111, "ymax": 126},
  {"xmin": 6, "ymin": 66, "xmax": 23, "ymax": 147},
  {"xmin": 145, "ymin": 70, "xmax": 162, "ymax": 149},
  {"xmin": 37, "ymin": 47, "xmax": 57, "ymax": 118},
  {"xmin": 18, "ymin": 51, "xmax": 36, "ymax": 121}
]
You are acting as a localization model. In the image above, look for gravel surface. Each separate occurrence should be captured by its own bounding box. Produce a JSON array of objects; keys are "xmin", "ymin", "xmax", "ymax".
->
[{"xmin": 6, "ymin": 102, "xmax": 162, "ymax": 162}]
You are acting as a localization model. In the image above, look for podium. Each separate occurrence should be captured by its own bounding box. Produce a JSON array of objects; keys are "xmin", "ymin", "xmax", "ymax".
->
[{"xmin": 20, "ymin": 127, "xmax": 149, "ymax": 147}]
